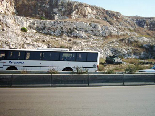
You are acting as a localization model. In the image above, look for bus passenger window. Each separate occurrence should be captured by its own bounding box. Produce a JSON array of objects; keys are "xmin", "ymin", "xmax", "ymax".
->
[
  {"xmin": 50, "ymin": 52, "xmax": 59, "ymax": 61},
  {"xmin": 18, "ymin": 51, "xmax": 25, "ymax": 60},
  {"xmin": 87, "ymin": 53, "xmax": 98, "ymax": 62},
  {"xmin": 0, "ymin": 51, "xmax": 5, "ymax": 60},
  {"xmin": 60, "ymin": 53, "xmax": 76, "ymax": 61},
  {"xmin": 42, "ymin": 52, "xmax": 51, "ymax": 60},
  {"xmin": 26, "ymin": 52, "xmax": 42, "ymax": 60},
  {"xmin": 7, "ymin": 51, "xmax": 17, "ymax": 60},
  {"xmin": 42, "ymin": 52, "xmax": 59, "ymax": 61},
  {"xmin": 76, "ymin": 53, "xmax": 87, "ymax": 61},
  {"xmin": 6, "ymin": 51, "xmax": 25, "ymax": 60}
]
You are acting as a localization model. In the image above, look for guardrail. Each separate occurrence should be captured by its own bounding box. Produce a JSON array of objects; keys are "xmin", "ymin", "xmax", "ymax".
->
[{"xmin": 0, "ymin": 74, "xmax": 155, "ymax": 87}]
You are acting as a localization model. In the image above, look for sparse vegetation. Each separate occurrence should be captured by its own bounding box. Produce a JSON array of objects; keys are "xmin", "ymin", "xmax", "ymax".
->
[
  {"xmin": 99, "ymin": 58, "xmax": 105, "ymax": 65},
  {"xmin": 98, "ymin": 65, "xmax": 104, "ymax": 71},
  {"xmin": 123, "ymin": 58, "xmax": 139, "ymax": 65},
  {"xmin": 128, "ymin": 28, "xmax": 135, "ymax": 32},
  {"xmin": 72, "ymin": 67, "xmax": 88, "ymax": 74},
  {"xmin": 123, "ymin": 58, "xmax": 155, "ymax": 65},
  {"xmin": 98, "ymin": 58, "xmax": 154, "ymax": 74},
  {"xmin": 20, "ymin": 70, "xmax": 28, "ymax": 74},
  {"xmin": 125, "ymin": 65, "xmax": 136, "ymax": 74},
  {"xmin": 105, "ymin": 69, "xmax": 115, "ymax": 74},
  {"xmin": 48, "ymin": 68, "xmax": 58, "ymax": 74},
  {"xmin": 40, "ymin": 16, "xmax": 46, "ymax": 20},
  {"xmin": 135, "ymin": 28, "xmax": 155, "ymax": 38}
]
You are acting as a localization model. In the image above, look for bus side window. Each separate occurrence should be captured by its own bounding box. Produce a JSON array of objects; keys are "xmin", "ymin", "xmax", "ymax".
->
[
  {"xmin": 0, "ymin": 51, "xmax": 5, "ymax": 60},
  {"xmin": 51, "ymin": 52, "xmax": 59, "ymax": 61},
  {"xmin": 87, "ymin": 53, "xmax": 98, "ymax": 62},
  {"xmin": 7, "ymin": 51, "xmax": 17, "ymax": 60},
  {"xmin": 76, "ymin": 53, "xmax": 87, "ymax": 62},
  {"xmin": 42, "ymin": 52, "xmax": 59, "ymax": 61},
  {"xmin": 18, "ymin": 51, "xmax": 25, "ymax": 60},
  {"xmin": 7, "ymin": 51, "xmax": 14, "ymax": 59},
  {"xmin": 6, "ymin": 51, "xmax": 25, "ymax": 60},
  {"xmin": 60, "ymin": 52, "xmax": 76, "ymax": 61},
  {"xmin": 26, "ymin": 52, "xmax": 42, "ymax": 60},
  {"xmin": 42, "ymin": 52, "xmax": 51, "ymax": 60}
]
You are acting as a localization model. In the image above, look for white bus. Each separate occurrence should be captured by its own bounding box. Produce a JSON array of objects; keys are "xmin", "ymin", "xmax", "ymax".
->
[{"xmin": 0, "ymin": 48, "xmax": 100, "ymax": 72}]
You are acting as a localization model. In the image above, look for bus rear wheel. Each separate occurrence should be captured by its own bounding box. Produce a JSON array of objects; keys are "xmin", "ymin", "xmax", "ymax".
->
[
  {"xmin": 6, "ymin": 66, "xmax": 18, "ymax": 70},
  {"xmin": 62, "ymin": 67, "xmax": 73, "ymax": 71}
]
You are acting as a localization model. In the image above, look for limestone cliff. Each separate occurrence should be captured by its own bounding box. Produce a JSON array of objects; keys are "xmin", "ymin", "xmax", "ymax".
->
[
  {"xmin": 0, "ymin": 0, "xmax": 155, "ymax": 59},
  {"xmin": 0, "ymin": 0, "xmax": 15, "ymax": 15},
  {"xmin": 13, "ymin": 0, "xmax": 155, "ymax": 31}
]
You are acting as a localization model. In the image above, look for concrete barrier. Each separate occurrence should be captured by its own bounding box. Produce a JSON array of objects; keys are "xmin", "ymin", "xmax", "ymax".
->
[
  {"xmin": 124, "ymin": 74, "xmax": 155, "ymax": 85},
  {"xmin": 0, "ymin": 74, "xmax": 12, "ymax": 87},
  {"xmin": 51, "ymin": 74, "xmax": 88, "ymax": 87},
  {"xmin": 89, "ymin": 74, "xmax": 124, "ymax": 86},
  {"xmin": 12, "ymin": 74, "xmax": 51, "ymax": 87},
  {"xmin": 0, "ymin": 74, "xmax": 155, "ymax": 87}
]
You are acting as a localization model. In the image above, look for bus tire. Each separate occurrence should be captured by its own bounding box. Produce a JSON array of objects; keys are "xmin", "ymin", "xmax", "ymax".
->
[
  {"xmin": 62, "ymin": 67, "xmax": 73, "ymax": 71},
  {"xmin": 6, "ymin": 66, "xmax": 18, "ymax": 70}
]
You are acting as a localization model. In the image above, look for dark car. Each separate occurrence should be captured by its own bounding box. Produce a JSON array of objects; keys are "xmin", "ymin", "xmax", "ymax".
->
[{"xmin": 105, "ymin": 55, "xmax": 122, "ymax": 64}]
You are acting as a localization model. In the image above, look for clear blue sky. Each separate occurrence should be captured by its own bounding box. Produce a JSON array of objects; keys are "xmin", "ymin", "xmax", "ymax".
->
[{"xmin": 74, "ymin": 0, "xmax": 155, "ymax": 17}]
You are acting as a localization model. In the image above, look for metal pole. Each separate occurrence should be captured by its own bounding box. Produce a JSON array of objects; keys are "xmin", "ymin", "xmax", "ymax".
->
[
  {"xmin": 50, "ymin": 73, "xmax": 53, "ymax": 87},
  {"xmin": 10, "ymin": 74, "xmax": 13, "ymax": 87},
  {"xmin": 88, "ymin": 74, "xmax": 89, "ymax": 86},
  {"xmin": 154, "ymin": 74, "xmax": 155, "ymax": 84},
  {"xmin": 123, "ymin": 73, "xmax": 125, "ymax": 86}
]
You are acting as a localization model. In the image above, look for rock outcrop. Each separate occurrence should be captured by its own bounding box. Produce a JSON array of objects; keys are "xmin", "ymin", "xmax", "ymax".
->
[
  {"xmin": 0, "ymin": 0, "xmax": 155, "ymax": 59},
  {"xmin": 0, "ymin": 0, "xmax": 15, "ymax": 15},
  {"xmin": 13, "ymin": 0, "xmax": 155, "ymax": 31}
]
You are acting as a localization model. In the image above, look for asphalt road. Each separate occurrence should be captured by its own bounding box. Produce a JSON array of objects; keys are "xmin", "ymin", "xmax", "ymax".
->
[{"xmin": 0, "ymin": 86, "xmax": 155, "ymax": 116}]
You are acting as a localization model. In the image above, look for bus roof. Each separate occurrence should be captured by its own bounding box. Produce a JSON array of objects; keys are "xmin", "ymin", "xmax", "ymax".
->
[{"xmin": 37, "ymin": 48, "xmax": 69, "ymax": 51}]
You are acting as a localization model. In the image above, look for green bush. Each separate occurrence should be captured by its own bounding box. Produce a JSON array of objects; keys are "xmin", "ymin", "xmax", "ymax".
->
[
  {"xmin": 21, "ymin": 27, "xmax": 27, "ymax": 32},
  {"xmin": 40, "ymin": 16, "xmax": 46, "ymax": 20}
]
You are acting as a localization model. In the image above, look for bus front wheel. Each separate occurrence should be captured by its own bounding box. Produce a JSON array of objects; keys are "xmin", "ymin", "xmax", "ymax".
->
[
  {"xmin": 62, "ymin": 67, "xmax": 73, "ymax": 71},
  {"xmin": 6, "ymin": 66, "xmax": 18, "ymax": 70}
]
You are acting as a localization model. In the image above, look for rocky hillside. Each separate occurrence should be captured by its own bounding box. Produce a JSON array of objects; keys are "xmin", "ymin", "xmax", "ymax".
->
[
  {"xmin": 0, "ymin": 0, "xmax": 155, "ymax": 59},
  {"xmin": 0, "ymin": 0, "xmax": 15, "ymax": 15},
  {"xmin": 14, "ymin": 0, "xmax": 155, "ymax": 31}
]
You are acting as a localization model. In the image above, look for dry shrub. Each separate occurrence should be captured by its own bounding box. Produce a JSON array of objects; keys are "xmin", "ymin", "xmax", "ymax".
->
[
  {"xmin": 98, "ymin": 65, "xmax": 104, "ymax": 71},
  {"xmin": 123, "ymin": 58, "xmax": 139, "ymax": 65}
]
